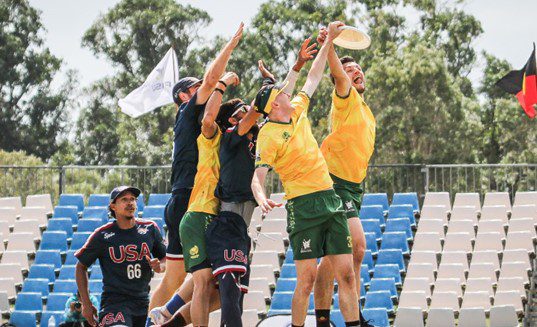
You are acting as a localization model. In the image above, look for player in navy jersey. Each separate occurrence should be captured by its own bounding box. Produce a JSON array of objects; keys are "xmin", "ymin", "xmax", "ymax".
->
[
  {"xmin": 148, "ymin": 23, "xmax": 245, "ymax": 314},
  {"xmin": 75, "ymin": 186, "xmax": 167, "ymax": 327}
]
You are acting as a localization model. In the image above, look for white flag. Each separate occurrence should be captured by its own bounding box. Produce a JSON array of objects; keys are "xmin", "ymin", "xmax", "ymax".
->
[{"xmin": 118, "ymin": 48, "xmax": 179, "ymax": 118}]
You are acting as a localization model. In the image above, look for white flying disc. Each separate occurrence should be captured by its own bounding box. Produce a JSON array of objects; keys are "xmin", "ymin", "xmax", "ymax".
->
[{"xmin": 333, "ymin": 26, "xmax": 371, "ymax": 50}]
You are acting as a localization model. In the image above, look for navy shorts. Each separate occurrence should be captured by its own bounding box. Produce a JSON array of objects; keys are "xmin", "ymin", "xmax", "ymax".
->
[
  {"xmin": 164, "ymin": 189, "xmax": 192, "ymax": 260},
  {"xmin": 206, "ymin": 211, "xmax": 251, "ymax": 291},
  {"xmin": 98, "ymin": 295, "xmax": 147, "ymax": 327}
]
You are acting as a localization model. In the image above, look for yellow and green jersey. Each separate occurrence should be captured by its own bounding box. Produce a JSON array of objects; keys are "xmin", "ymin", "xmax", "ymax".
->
[
  {"xmin": 321, "ymin": 87, "xmax": 376, "ymax": 184},
  {"xmin": 256, "ymin": 92, "xmax": 333, "ymax": 200}
]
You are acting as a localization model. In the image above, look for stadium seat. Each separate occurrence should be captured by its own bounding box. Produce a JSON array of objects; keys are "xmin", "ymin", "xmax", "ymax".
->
[
  {"xmin": 82, "ymin": 206, "xmax": 108, "ymax": 222},
  {"xmin": 380, "ymin": 231, "xmax": 409, "ymax": 255},
  {"xmin": 90, "ymin": 265, "xmax": 103, "ymax": 280},
  {"xmin": 364, "ymin": 232, "xmax": 379, "ymax": 256},
  {"xmin": 489, "ymin": 305, "xmax": 519, "ymax": 327},
  {"xmin": 394, "ymin": 307, "xmax": 424, "ymax": 327},
  {"xmin": 412, "ymin": 233, "xmax": 442, "ymax": 254},
  {"xmin": 362, "ymin": 193, "xmax": 389, "ymax": 213},
  {"xmin": 409, "ymin": 251, "xmax": 438, "ymax": 272},
  {"xmin": 89, "ymin": 280, "xmax": 103, "ymax": 293},
  {"xmin": 147, "ymin": 193, "xmax": 171, "ymax": 206},
  {"xmin": 58, "ymin": 265, "xmax": 76, "ymax": 280},
  {"xmin": 434, "ymin": 278, "xmax": 462, "ymax": 298},
  {"xmin": 47, "ymin": 218, "xmax": 74, "ymax": 238},
  {"xmin": 136, "ymin": 194, "xmax": 145, "ymax": 214},
  {"xmin": 251, "ymin": 251, "xmax": 280, "ymax": 273},
  {"xmin": 406, "ymin": 263, "xmax": 434, "ymax": 285},
  {"xmin": 362, "ymin": 250, "xmax": 374, "ymax": 273},
  {"xmin": 423, "ymin": 192, "xmax": 451, "ymax": 209},
  {"xmin": 373, "ymin": 264, "xmax": 401, "ymax": 285},
  {"xmin": 474, "ymin": 232, "xmax": 503, "ymax": 253},
  {"xmin": 35, "ymin": 250, "xmax": 62, "ymax": 270},
  {"xmin": 483, "ymin": 192, "xmax": 511, "ymax": 211},
  {"xmin": 385, "ymin": 218, "xmax": 412, "ymax": 241},
  {"xmin": 40, "ymin": 311, "xmax": 64, "ymax": 327},
  {"xmin": 361, "ymin": 264, "xmax": 371, "ymax": 286},
  {"xmin": 0, "ymin": 291, "xmax": 8, "ymax": 312},
  {"xmin": 426, "ymin": 308, "xmax": 455, "ymax": 327},
  {"xmin": 513, "ymin": 191, "xmax": 537, "ymax": 206},
  {"xmin": 398, "ymin": 290, "xmax": 427, "ymax": 312},
  {"xmin": 20, "ymin": 206, "xmax": 48, "ymax": 226},
  {"xmin": 241, "ymin": 309, "xmax": 260, "ymax": 326},
  {"xmin": 401, "ymin": 277, "xmax": 430, "ymax": 299},
  {"xmin": 369, "ymin": 278, "xmax": 397, "ymax": 299},
  {"xmin": 450, "ymin": 206, "xmax": 478, "ymax": 225},
  {"xmin": 362, "ymin": 308, "xmax": 389, "ymax": 327},
  {"xmin": 71, "ymin": 232, "xmax": 91, "ymax": 250},
  {"xmin": 477, "ymin": 220, "xmax": 505, "ymax": 239},
  {"xmin": 364, "ymin": 290, "xmax": 393, "ymax": 313},
  {"xmin": 28, "ymin": 264, "xmax": 56, "ymax": 283},
  {"xmin": 392, "ymin": 192, "xmax": 420, "ymax": 213},
  {"xmin": 440, "ymin": 251, "xmax": 468, "ymax": 272},
  {"xmin": 13, "ymin": 219, "xmax": 41, "ymax": 238},
  {"xmin": 54, "ymin": 280, "xmax": 78, "ymax": 293},
  {"xmin": 493, "ymin": 291, "xmax": 523, "ymax": 313},
  {"xmin": 465, "ymin": 278, "xmax": 494, "ymax": 299},
  {"xmin": 10, "ymin": 310, "xmax": 37, "ymax": 327},
  {"xmin": 46, "ymin": 292, "xmax": 71, "ymax": 311},
  {"xmin": 361, "ymin": 219, "xmax": 382, "ymax": 241},
  {"xmin": 275, "ymin": 278, "xmax": 296, "ymax": 293},
  {"xmin": 269, "ymin": 192, "xmax": 286, "ymax": 204},
  {"xmin": 416, "ymin": 219, "xmax": 444, "ymax": 240},
  {"xmin": 511, "ymin": 204, "xmax": 536, "ymax": 220},
  {"xmin": 461, "ymin": 291, "xmax": 491, "ymax": 312},
  {"xmin": 270, "ymin": 291, "xmax": 296, "ymax": 312},
  {"xmin": 22, "ymin": 278, "xmax": 50, "ymax": 297},
  {"xmin": 387, "ymin": 204, "xmax": 415, "ymax": 226},
  {"xmin": 88, "ymin": 194, "xmax": 109, "ymax": 207},
  {"xmin": 0, "ymin": 263, "xmax": 23, "ymax": 284},
  {"xmin": 53, "ymin": 205, "xmax": 79, "ymax": 225},
  {"xmin": 264, "ymin": 207, "xmax": 287, "ymax": 220},
  {"xmin": 502, "ymin": 249, "xmax": 531, "ymax": 271},
  {"xmin": 58, "ymin": 194, "xmax": 85, "ymax": 213},
  {"xmin": 500, "ymin": 262, "xmax": 529, "ymax": 285},
  {"xmin": 468, "ymin": 262, "xmax": 496, "ymax": 285},
  {"xmin": 480, "ymin": 205, "xmax": 508, "ymax": 225},
  {"xmin": 508, "ymin": 218, "xmax": 536, "ymax": 240},
  {"xmin": 430, "ymin": 291, "xmax": 459, "ymax": 312},
  {"xmin": 0, "ymin": 220, "xmax": 9, "ymax": 238},
  {"xmin": 64, "ymin": 250, "xmax": 78, "ymax": 265},
  {"xmin": 249, "ymin": 278, "xmax": 270, "ymax": 299},
  {"xmin": 284, "ymin": 248, "xmax": 294, "ymax": 264},
  {"xmin": 505, "ymin": 230, "xmax": 534, "ymax": 254},
  {"xmin": 255, "ymin": 232, "xmax": 285, "ymax": 255},
  {"xmin": 359, "ymin": 205, "xmax": 385, "ymax": 227},
  {"xmin": 14, "ymin": 292, "xmax": 42, "ymax": 311},
  {"xmin": 250, "ymin": 265, "xmax": 276, "ymax": 287},
  {"xmin": 447, "ymin": 220, "xmax": 475, "ymax": 240},
  {"xmin": 7, "ymin": 232, "xmax": 36, "ymax": 252},
  {"xmin": 0, "ymin": 277, "xmax": 16, "ymax": 298},
  {"xmin": 78, "ymin": 218, "xmax": 103, "ymax": 232},
  {"xmin": 26, "ymin": 194, "xmax": 53, "ymax": 213},
  {"xmin": 0, "ymin": 197, "xmax": 23, "ymax": 216},
  {"xmin": 453, "ymin": 192, "xmax": 481, "ymax": 212},
  {"xmin": 142, "ymin": 205, "xmax": 166, "ymax": 219},
  {"xmin": 471, "ymin": 250, "xmax": 500, "ymax": 272},
  {"xmin": 280, "ymin": 264, "xmax": 297, "ymax": 279},
  {"xmin": 260, "ymin": 219, "xmax": 288, "ymax": 239},
  {"xmin": 376, "ymin": 249, "xmax": 405, "ymax": 272},
  {"xmin": 40, "ymin": 231, "xmax": 68, "ymax": 252},
  {"xmin": 443, "ymin": 232, "xmax": 472, "ymax": 254},
  {"xmin": 458, "ymin": 307, "xmax": 486, "ymax": 327},
  {"xmin": 0, "ymin": 208, "xmax": 17, "ymax": 226},
  {"xmin": 1, "ymin": 250, "xmax": 29, "ymax": 271},
  {"xmin": 497, "ymin": 277, "xmax": 526, "ymax": 300},
  {"xmin": 243, "ymin": 290, "xmax": 267, "ymax": 314}
]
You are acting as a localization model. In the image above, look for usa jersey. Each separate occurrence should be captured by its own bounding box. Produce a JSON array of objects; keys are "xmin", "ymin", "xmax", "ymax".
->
[{"xmin": 75, "ymin": 219, "xmax": 166, "ymax": 299}]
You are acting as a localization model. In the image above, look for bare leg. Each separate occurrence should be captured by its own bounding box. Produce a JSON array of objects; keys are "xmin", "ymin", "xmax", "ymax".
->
[
  {"xmin": 325, "ymin": 254, "xmax": 359, "ymax": 321},
  {"xmin": 149, "ymin": 259, "xmax": 187, "ymax": 309},
  {"xmin": 348, "ymin": 217, "xmax": 366, "ymax": 299},
  {"xmin": 190, "ymin": 268, "xmax": 214, "ymax": 326},
  {"xmin": 292, "ymin": 258, "xmax": 318, "ymax": 326},
  {"xmin": 313, "ymin": 258, "xmax": 335, "ymax": 310},
  {"xmin": 162, "ymin": 287, "xmax": 220, "ymax": 327}
]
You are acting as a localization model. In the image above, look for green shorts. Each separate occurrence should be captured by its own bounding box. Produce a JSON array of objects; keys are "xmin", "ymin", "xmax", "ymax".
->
[
  {"xmin": 331, "ymin": 174, "xmax": 364, "ymax": 219},
  {"xmin": 179, "ymin": 211, "xmax": 214, "ymax": 272},
  {"xmin": 286, "ymin": 189, "xmax": 352, "ymax": 260}
]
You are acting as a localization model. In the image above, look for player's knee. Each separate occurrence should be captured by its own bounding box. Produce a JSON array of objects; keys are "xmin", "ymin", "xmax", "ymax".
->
[
  {"xmin": 336, "ymin": 263, "xmax": 356, "ymax": 288},
  {"xmin": 353, "ymin": 241, "xmax": 365, "ymax": 264},
  {"xmin": 296, "ymin": 273, "xmax": 316, "ymax": 296}
]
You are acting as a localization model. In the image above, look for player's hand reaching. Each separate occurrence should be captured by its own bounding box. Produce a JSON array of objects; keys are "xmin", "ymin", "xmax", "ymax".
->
[
  {"xmin": 260, "ymin": 198, "xmax": 283, "ymax": 215},
  {"xmin": 220, "ymin": 71, "xmax": 240, "ymax": 87},
  {"xmin": 146, "ymin": 255, "xmax": 164, "ymax": 273},
  {"xmin": 81, "ymin": 303, "xmax": 98, "ymax": 326},
  {"xmin": 258, "ymin": 60, "xmax": 275, "ymax": 81},
  {"xmin": 298, "ymin": 37, "xmax": 318, "ymax": 63},
  {"xmin": 227, "ymin": 22, "xmax": 244, "ymax": 49},
  {"xmin": 327, "ymin": 21, "xmax": 345, "ymax": 41},
  {"xmin": 317, "ymin": 26, "xmax": 328, "ymax": 46}
]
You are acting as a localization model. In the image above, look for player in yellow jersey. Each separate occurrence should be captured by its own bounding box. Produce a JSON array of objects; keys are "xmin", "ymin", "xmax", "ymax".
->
[
  {"xmin": 251, "ymin": 22, "xmax": 361, "ymax": 327},
  {"xmin": 313, "ymin": 27, "xmax": 376, "ymax": 327}
]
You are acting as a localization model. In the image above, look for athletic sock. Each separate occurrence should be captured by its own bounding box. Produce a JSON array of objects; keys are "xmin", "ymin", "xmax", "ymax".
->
[
  {"xmin": 315, "ymin": 309, "xmax": 331, "ymax": 327},
  {"xmin": 345, "ymin": 320, "xmax": 360, "ymax": 326},
  {"xmin": 165, "ymin": 294, "xmax": 186, "ymax": 316}
]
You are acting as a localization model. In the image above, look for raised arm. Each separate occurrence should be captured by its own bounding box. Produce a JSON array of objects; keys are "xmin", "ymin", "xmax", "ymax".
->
[
  {"xmin": 202, "ymin": 72, "xmax": 239, "ymax": 138},
  {"xmin": 252, "ymin": 167, "xmax": 282, "ymax": 214},
  {"xmin": 196, "ymin": 23, "xmax": 244, "ymax": 105},
  {"xmin": 317, "ymin": 26, "xmax": 351, "ymax": 96},
  {"xmin": 237, "ymin": 104, "xmax": 262, "ymax": 136},
  {"xmin": 301, "ymin": 21, "xmax": 344, "ymax": 97}
]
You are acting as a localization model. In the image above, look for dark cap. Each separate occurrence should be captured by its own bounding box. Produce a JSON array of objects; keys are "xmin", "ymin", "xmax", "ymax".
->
[
  {"xmin": 172, "ymin": 77, "xmax": 202, "ymax": 105},
  {"xmin": 253, "ymin": 81, "xmax": 288, "ymax": 117},
  {"xmin": 109, "ymin": 186, "xmax": 141, "ymax": 203}
]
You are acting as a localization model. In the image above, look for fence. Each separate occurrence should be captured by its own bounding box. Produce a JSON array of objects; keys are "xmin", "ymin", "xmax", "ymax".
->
[{"xmin": 1, "ymin": 164, "xmax": 536, "ymax": 204}]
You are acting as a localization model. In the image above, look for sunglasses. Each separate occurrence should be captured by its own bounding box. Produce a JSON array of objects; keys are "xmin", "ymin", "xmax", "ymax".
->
[{"xmin": 231, "ymin": 103, "xmax": 248, "ymax": 118}]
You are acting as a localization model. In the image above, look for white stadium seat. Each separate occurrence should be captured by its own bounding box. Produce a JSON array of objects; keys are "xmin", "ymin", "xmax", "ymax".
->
[
  {"xmin": 458, "ymin": 307, "xmax": 486, "ymax": 327},
  {"xmin": 465, "ymin": 277, "xmax": 494, "ymax": 299},
  {"xmin": 26, "ymin": 194, "xmax": 53, "ymax": 214},
  {"xmin": 504, "ymin": 231, "xmax": 534, "ymax": 254},
  {"xmin": 433, "ymin": 278, "xmax": 462, "ymax": 298},
  {"xmin": 443, "ymin": 232, "xmax": 472, "ymax": 254},
  {"xmin": 461, "ymin": 291, "xmax": 491, "ymax": 312},
  {"xmin": 254, "ymin": 232, "xmax": 285, "ymax": 255},
  {"xmin": 1, "ymin": 250, "xmax": 29, "ymax": 271},
  {"xmin": 483, "ymin": 192, "xmax": 511, "ymax": 211},
  {"xmin": 394, "ymin": 307, "xmax": 424, "ymax": 327},
  {"xmin": 13, "ymin": 219, "xmax": 41, "ymax": 239},
  {"xmin": 6, "ymin": 232, "xmax": 35, "ymax": 252},
  {"xmin": 473, "ymin": 232, "xmax": 503, "ymax": 254},
  {"xmin": 471, "ymin": 250, "xmax": 500, "ymax": 272},
  {"xmin": 489, "ymin": 305, "xmax": 519, "ymax": 327},
  {"xmin": 0, "ymin": 197, "xmax": 22, "ymax": 216},
  {"xmin": 430, "ymin": 291, "xmax": 459, "ymax": 312},
  {"xmin": 409, "ymin": 251, "xmax": 438, "ymax": 272},
  {"xmin": 493, "ymin": 291, "xmax": 523, "ymax": 313},
  {"xmin": 513, "ymin": 191, "xmax": 537, "ymax": 206},
  {"xmin": 480, "ymin": 205, "xmax": 508, "ymax": 225},
  {"xmin": 450, "ymin": 206, "xmax": 478, "ymax": 225},
  {"xmin": 401, "ymin": 278, "xmax": 431, "ymax": 299},
  {"xmin": 250, "ymin": 265, "xmax": 276, "ymax": 287},
  {"xmin": 242, "ymin": 291, "xmax": 266, "ymax": 314},
  {"xmin": 398, "ymin": 290, "xmax": 428, "ymax": 312},
  {"xmin": 412, "ymin": 232, "xmax": 442, "ymax": 254},
  {"xmin": 497, "ymin": 276, "xmax": 526, "ymax": 301},
  {"xmin": 510, "ymin": 204, "xmax": 537, "ymax": 220},
  {"xmin": 437, "ymin": 263, "xmax": 466, "ymax": 286},
  {"xmin": 440, "ymin": 251, "xmax": 468, "ymax": 272},
  {"xmin": 20, "ymin": 206, "xmax": 48, "ymax": 226},
  {"xmin": 453, "ymin": 193, "xmax": 481, "ymax": 212},
  {"xmin": 423, "ymin": 192, "xmax": 451, "ymax": 210},
  {"xmin": 468, "ymin": 262, "xmax": 496, "ymax": 286},
  {"xmin": 425, "ymin": 308, "xmax": 455, "ymax": 327},
  {"xmin": 0, "ymin": 207, "xmax": 18, "ymax": 226},
  {"xmin": 477, "ymin": 220, "xmax": 505, "ymax": 240},
  {"xmin": 251, "ymin": 251, "xmax": 280, "ymax": 273},
  {"xmin": 416, "ymin": 219, "xmax": 444, "ymax": 240}
]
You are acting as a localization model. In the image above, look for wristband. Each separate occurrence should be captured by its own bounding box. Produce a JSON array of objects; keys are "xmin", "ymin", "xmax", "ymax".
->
[
  {"xmin": 214, "ymin": 88, "xmax": 225, "ymax": 95},
  {"xmin": 218, "ymin": 80, "xmax": 228, "ymax": 88}
]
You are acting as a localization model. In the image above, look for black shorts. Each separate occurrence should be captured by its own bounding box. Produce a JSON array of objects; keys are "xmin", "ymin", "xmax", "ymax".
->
[
  {"xmin": 164, "ymin": 189, "xmax": 192, "ymax": 260},
  {"xmin": 206, "ymin": 211, "xmax": 251, "ymax": 291},
  {"xmin": 99, "ymin": 296, "xmax": 148, "ymax": 327}
]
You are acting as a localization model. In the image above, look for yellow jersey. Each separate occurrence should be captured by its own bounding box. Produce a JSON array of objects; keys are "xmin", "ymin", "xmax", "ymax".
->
[
  {"xmin": 321, "ymin": 87, "xmax": 376, "ymax": 183},
  {"xmin": 256, "ymin": 92, "xmax": 333, "ymax": 199},
  {"xmin": 187, "ymin": 129, "xmax": 222, "ymax": 215}
]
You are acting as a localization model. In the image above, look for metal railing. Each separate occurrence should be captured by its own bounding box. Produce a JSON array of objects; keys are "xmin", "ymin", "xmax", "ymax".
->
[{"xmin": 1, "ymin": 164, "xmax": 536, "ymax": 204}]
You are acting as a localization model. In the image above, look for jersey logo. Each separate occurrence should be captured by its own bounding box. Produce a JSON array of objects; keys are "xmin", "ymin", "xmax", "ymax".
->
[
  {"xmin": 103, "ymin": 232, "xmax": 115, "ymax": 240},
  {"xmin": 190, "ymin": 245, "xmax": 199, "ymax": 259},
  {"xmin": 301, "ymin": 239, "xmax": 312, "ymax": 253},
  {"xmin": 223, "ymin": 249, "xmax": 248, "ymax": 264},
  {"xmin": 108, "ymin": 242, "xmax": 151, "ymax": 263},
  {"xmin": 345, "ymin": 201, "xmax": 354, "ymax": 211},
  {"xmin": 137, "ymin": 226, "xmax": 149, "ymax": 235},
  {"xmin": 282, "ymin": 131, "xmax": 291, "ymax": 141},
  {"xmin": 100, "ymin": 312, "xmax": 125, "ymax": 326}
]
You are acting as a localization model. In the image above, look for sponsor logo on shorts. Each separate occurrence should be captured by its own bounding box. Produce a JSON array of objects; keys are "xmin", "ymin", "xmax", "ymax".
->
[
  {"xmin": 345, "ymin": 201, "xmax": 354, "ymax": 212},
  {"xmin": 190, "ymin": 245, "xmax": 199, "ymax": 259},
  {"xmin": 100, "ymin": 312, "xmax": 125, "ymax": 326},
  {"xmin": 223, "ymin": 249, "xmax": 248, "ymax": 264},
  {"xmin": 103, "ymin": 232, "xmax": 115, "ymax": 240},
  {"xmin": 301, "ymin": 239, "xmax": 312, "ymax": 253}
]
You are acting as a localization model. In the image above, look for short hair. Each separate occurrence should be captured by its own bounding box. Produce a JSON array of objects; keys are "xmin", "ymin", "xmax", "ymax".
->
[
  {"xmin": 216, "ymin": 98, "xmax": 243, "ymax": 132},
  {"xmin": 330, "ymin": 56, "xmax": 357, "ymax": 84}
]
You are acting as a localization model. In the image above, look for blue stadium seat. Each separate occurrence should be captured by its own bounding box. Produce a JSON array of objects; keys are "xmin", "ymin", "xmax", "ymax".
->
[
  {"xmin": 28, "ymin": 264, "xmax": 56, "ymax": 283},
  {"xmin": 363, "ymin": 308, "xmax": 389, "ymax": 327},
  {"xmin": 392, "ymin": 192, "xmax": 420, "ymax": 213},
  {"xmin": 148, "ymin": 193, "xmax": 171, "ymax": 206},
  {"xmin": 280, "ymin": 264, "xmax": 297, "ymax": 279},
  {"xmin": 90, "ymin": 265, "xmax": 103, "ymax": 280},
  {"xmin": 40, "ymin": 231, "xmax": 68, "ymax": 252},
  {"xmin": 53, "ymin": 206, "xmax": 79, "ymax": 225},
  {"xmin": 363, "ymin": 250, "xmax": 375, "ymax": 273},
  {"xmin": 89, "ymin": 280, "xmax": 103, "ymax": 294},
  {"xmin": 388, "ymin": 204, "xmax": 415, "ymax": 226},
  {"xmin": 22, "ymin": 278, "xmax": 50, "ymax": 297},
  {"xmin": 82, "ymin": 206, "xmax": 108, "ymax": 222},
  {"xmin": 58, "ymin": 194, "xmax": 84, "ymax": 213},
  {"xmin": 363, "ymin": 194, "xmax": 389, "ymax": 212},
  {"xmin": 270, "ymin": 291, "xmax": 313, "ymax": 312},
  {"xmin": 284, "ymin": 249, "xmax": 294, "ymax": 264},
  {"xmin": 360, "ymin": 205, "xmax": 386, "ymax": 227},
  {"xmin": 88, "ymin": 194, "xmax": 109, "ymax": 207},
  {"xmin": 77, "ymin": 219, "xmax": 103, "ymax": 232},
  {"xmin": 93, "ymin": 293, "xmax": 102, "ymax": 309},
  {"xmin": 360, "ymin": 264, "xmax": 371, "ymax": 286},
  {"xmin": 64, "ymin": 250, "xmax": 78, "ymax": 265},
  {"xmin": 364, "ymin": 232, "xmax": 379, "ymax": 256},
  {"xmin": 148, "ymin": 217, "xmax": 165, "ymax": 236},
  {"xmin": 385, "ymin": 218, "xmax": 413, "ymax": 241},
  {"xmin": 71, "ymin": 232, "xmax": 91, "ymax": 250},
  {"xmin": 275, "ymin": 278, "xmax": 296, "ymax": 292},
  {"xmin": 364, "ymin": 290, "xmax": 394, "ymax": 313},
  {"xmin": 380, "ymin": 231, "xmax": 409, "ymax": 255},
  {"xmin": 330, "ymin": 310, "xmax": 345, "ymax": 327},
  {"xmin": 41, "ymin": 311, "xmax": 64, "ymax": 327},
  {"xmin": 53, "ymin": 280, "xmax": 77, "ymax": 294},
  {"xmin": 35, "ymin": 250, "xmax": 62, "ymax": 269},
  {"xmin": 14, "ymin": 292, "xmax": 42, "ymax": 311},
  {"xmin": 47, "ymin": 218, "xmax": 73, "ymax": 238},
  {"xmin": 373, "ymin": 264, "xmax": 402, "ymax": 285},
  {"xmin": 360, "ymin": 278, "xmax": 366, "ymax": 300},
  {"xmin": 376, "ymin": 249, "xmax": 405, "ymax": 272},
  {"xmin": 369, "ymin": 278, "xmax": 397, "ymax": 299},
  {"xmin": 136, "ymin": 194, "xmax": 145, "ymax": 214},
  {"xmin": 58, "ymin": 265, "xmax": 76, "ymax": 280},
  {"xmin": 46, "ymin": 293, "xmax": 71, "ymax": 311},
  {"xmin": 10, "ymin": 310, "xmax": 37, "ymax": 327},
  {"xmin": 142, "ymin": 205, "xmax": 165, "ymax": 219},
  {"xmin": 362, "ymin": 219, "xmax": 382, "ymax": 241}
]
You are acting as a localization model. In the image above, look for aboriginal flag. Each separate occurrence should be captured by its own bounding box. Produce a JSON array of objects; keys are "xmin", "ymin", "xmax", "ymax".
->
[{"xmin": 496, "ymin": 44, "xmax": 537, "ymax": 119}]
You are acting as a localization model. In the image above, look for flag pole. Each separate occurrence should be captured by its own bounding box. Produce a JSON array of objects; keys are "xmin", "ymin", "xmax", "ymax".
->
[{"xmin": 172, "ymin": 45, "xmax": 178, "ymax": 84}]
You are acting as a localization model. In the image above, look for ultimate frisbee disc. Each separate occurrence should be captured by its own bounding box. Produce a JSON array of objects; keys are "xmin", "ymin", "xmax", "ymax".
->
[{"xmin": 333, "ymin": 26, "xmax": 371, "ymax": 50}]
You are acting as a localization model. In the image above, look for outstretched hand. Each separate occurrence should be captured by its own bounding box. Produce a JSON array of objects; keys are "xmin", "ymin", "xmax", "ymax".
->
[
  {"xmin": 221, "ymin": 71, "xmax": 240, "ymax": 87},
  {"xmin": 327, "ymin": 21, "xmax": 345, "ymax": 41},
  {"xmin": 317, "ymin": 26, "xmax": 328, "ymax": 46},
  {"xmin": 258, "ymin": 60, "xmax": 275, "ymax": 81},
  {"xmin": 228, "ymin": 22, "xmax": 244, "ymax": 49},
  {"xmin": 297, "ymin": 37, "xmax": 318, "ymax": 63}
]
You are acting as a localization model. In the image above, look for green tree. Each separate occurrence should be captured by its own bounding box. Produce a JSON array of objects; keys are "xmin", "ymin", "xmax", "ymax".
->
[{"xmin": 0, "ymin": 0, "xmax": 74, "ymax": 160}]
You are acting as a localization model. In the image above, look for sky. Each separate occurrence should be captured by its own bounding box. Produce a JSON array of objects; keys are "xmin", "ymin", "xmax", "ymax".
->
[{"xmin": 29, "ymin": 0, "xmax": 537, "ymax": 90}]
